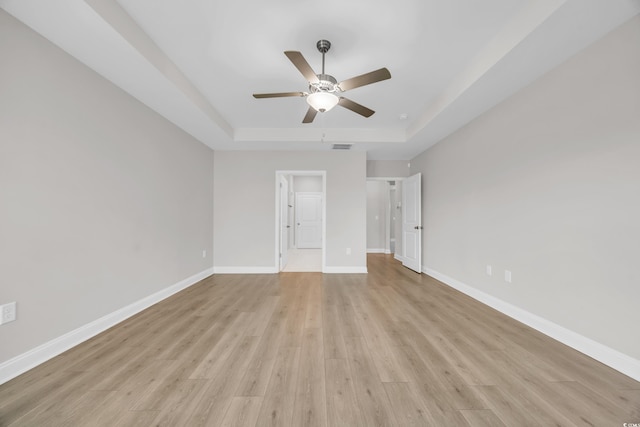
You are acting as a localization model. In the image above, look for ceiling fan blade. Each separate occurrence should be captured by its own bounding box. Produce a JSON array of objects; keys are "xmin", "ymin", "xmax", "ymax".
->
[
  {"xmin": 253, "ymin": 92, "xmax": 305, "ymax": 99},
  {"xmin": 338, "ymin": 68, "xmax": 391, "ymax": 91},
  {"xmin": 338, "ymin": 97, "xmax": 375, "ymax": 118},
  {"xmin": 284, "ymin": 51, "xmax": 320, "ymax": 84},
  {"xmin": 302, "ymin": 107, "xmax": 318, "ymax": 123}
]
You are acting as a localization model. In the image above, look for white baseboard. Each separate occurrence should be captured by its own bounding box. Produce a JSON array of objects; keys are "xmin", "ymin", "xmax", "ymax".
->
[
  {"xmin": 422, "ymin": 267, "xmax": 640, "ymax": 382},
  {"xmin": 323, "ymin": 266, "xmax": 368, "ymax": 274},
  {"xmin": 0, "ymin": 267, "xmax": 213, "ymax": 386},
  {"xmin": 213, "ymin": 265, "xmax": 367, "ymax": 274},
  {"xmin": 394, "ymin": 253, "xmax": 406, "ymax": 263},
  {"xmin": 213, "ymin": 266, "xmax": 278, "ymax": 274}
]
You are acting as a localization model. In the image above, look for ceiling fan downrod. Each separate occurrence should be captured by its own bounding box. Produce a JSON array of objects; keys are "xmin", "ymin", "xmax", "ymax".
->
[{"xmin": 316, "ymin": 39, "xmax": 331, "ymax": 75}]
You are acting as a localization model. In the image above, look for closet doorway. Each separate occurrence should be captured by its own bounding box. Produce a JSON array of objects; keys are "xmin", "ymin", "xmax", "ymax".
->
[{"xmin": 276, "ymin": 171, "xmax": 326, "ymax": 272}]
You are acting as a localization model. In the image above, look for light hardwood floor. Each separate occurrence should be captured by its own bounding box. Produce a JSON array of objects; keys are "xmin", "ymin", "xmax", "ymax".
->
[{"xmin": 1, "ymin": 254, "xmax": 639, "ymax": 426}]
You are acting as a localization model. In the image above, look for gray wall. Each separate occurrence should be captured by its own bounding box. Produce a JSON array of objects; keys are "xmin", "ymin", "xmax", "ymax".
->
[
  {"xmin": 0, "ymin": 11, "xmax": 214, "ymax": 363},
  {"xmin": 410, "ymin": 16, "xmax": 640, "ymax": 359},
  {"xmin": 366, "ymin": 181, "xmax": 388, "ymax": 252},
  {"xmin": 367, "ymin": 160, "xmax": 410, "ymax": 178},
  {"xmin": 292, "ymin": 175, "xmax": 323, "ymax": 193},
  {"xmin": 213, "ymin": 151, "xmax": 366, "ymax": 270}
]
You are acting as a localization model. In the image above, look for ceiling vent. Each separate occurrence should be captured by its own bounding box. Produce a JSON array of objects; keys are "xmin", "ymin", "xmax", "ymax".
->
[{"xmin": 331, "ymin": 144, "xmax": 352, "ymax": 150}]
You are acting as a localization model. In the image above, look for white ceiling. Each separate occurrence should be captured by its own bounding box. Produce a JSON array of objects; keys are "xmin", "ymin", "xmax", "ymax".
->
[{"xmin": 2, "ymin": 0, "xmax": 639, "ymax": 159}]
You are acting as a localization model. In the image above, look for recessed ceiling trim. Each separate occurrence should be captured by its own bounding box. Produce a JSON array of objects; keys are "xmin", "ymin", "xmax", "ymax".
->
[
  {"xmin": 5, "ymin": 0, "xmax": 638, "ymax": 158},
  {"xmin": 234, "ymin": 127, "xmax": 406, "ymax": 143},
  {"xmin": 407, "ymin": 0, "xmax": 567, "ymax": 139},
  {"xmin": 84, "ymin": 0, "xmax": 233, "ymax": 137}
]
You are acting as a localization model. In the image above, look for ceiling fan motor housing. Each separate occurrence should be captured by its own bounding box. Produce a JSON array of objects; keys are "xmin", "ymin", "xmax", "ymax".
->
[{"xmin": 310, "ymin": 74, "xmax": 338, "ymax": 94}]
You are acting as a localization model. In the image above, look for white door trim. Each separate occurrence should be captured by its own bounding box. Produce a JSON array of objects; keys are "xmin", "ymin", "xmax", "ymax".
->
[
  {"xmin": 279, "ymin": 175, "xmax": 289, "ymax": 271},
  {"xmin": 275, "ymin": 171, "xmax": 326, "ymax": 272}
]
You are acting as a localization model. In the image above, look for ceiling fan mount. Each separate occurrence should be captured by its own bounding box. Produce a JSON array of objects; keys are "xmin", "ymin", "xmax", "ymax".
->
[
  {"xmin": 316, "ymin": 39, "xmax": 331, "ymax": 54},
  {"xmin": 253, "ymin": 39, "xmax": 391, "ymax": 123}
]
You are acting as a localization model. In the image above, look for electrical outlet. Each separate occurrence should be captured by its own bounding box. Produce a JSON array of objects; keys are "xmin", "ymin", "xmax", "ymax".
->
[
  {"xmin": 505, "ymin": 270, "xmax": 512, "ymax": 283},
  {"xmin": 1, "ymin": 302, "xmax": 16, "ymax": 325},
  {"xmin": 346, "ymin": 248, "xmax": 351, "ymax": 255},
  {"xmin": 486, "ymin": 265, "xmax": 492, "ymax": 276},
  {"xmin": 202, "ymin": 249, "xmax": 207, "ymax": 258}
]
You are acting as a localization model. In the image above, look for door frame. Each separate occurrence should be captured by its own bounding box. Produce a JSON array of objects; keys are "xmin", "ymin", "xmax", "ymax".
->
[
  {"xmin": 366, "ymin": 177, "xmax": 407, "ymax": 258},
  {"xmin": 275, "ymin": 171, "xmax": 326, "ymax": 272},
  {"xmin": 279, "ymin": 174, "xmax": 289, "ymax": 271}
]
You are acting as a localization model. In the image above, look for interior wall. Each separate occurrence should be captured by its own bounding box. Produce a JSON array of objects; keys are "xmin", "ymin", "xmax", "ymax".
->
[
  {"xmin": 366, "ymin": 160, "xmax": 410, "ymax": 178},
  {"xmin": 0, "ymin": 11, "xmax": 214, "ymax": 364},
  {"xmin": 292, "ymin": 175, "xmax": 323, "ymax": 192},
  {"xmin": 366, "ymin": 181, "xmax": 389, "ymax": 253},
  {"xmin": 213, "ymin": 151, "xmax": 366, "ymax": 271},
  {"xmin": 410, "ymin": 15, "xmax": 640, "ymax": 360}
]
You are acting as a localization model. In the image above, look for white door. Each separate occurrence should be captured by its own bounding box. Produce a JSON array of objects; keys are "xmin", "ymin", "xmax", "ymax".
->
[
  {"xmin": 402, "ymin": 173, "xmax": 422, "ymax": 273},
  {"xmin": 279, "ymin": 176, "xmax": 290, "ymax": 270},
  {"xmin": 296, "ymin": 192, "xmax": 322, "ymax": 248}
]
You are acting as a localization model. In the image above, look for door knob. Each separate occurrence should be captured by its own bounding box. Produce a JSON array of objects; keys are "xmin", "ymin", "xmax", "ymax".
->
[{"xmin": 414, "ymin": 226, "xmax": 423, "ymax": 230}]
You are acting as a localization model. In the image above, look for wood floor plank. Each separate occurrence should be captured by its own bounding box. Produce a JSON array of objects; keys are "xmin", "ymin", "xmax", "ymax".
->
[
  {"xmin": 474, "ymin": 385, "xmax": 541, "ymax": 427},
  {"xmin": 235, "ymin": 305, "xmax": 288, "ymax": 397},
  {"xmin": 9, "ymin": 388, "xmax": 112, "ymax": 427},
  {"xmin": 186, "ymin": 335, "xmax": 261, "ymax": 426},
  {"xmin": 76, "ymin": 359, "xmax": 177, "ymax": 426},
  {"xmin": 545, "ymin": 380, "xmax": 633, "ymax": 426},
  {"xmin": 112, "ymin": 410, "xmax": 160, "ymax": 427},
  {"xmin": 333, "ymin": 282, "xmax": 363, "ymax": 338},
  {"xmin": 147, "ymin": 379, "xmax": 209, "ymax": 426},
  {"xmin": 220, "ymin": 396, "xmax": 263, "ymax": 427},
  {"xmin": 255, "ymin": 346, "xmax": 301, "ymax": 427},
  {"xmin": 608, "ymin": 388, "xmax": 640, "ymax": 417},
  {"xmin": 279, "ymin": 275, "xmax": 308, "ymax": 348},
  {"xmin": 2, "ymin": 254, "xmax": 638, "ymax": 426},
  {"xmin": 344, "ymin": 336, "xmax": 398, "ymax": 427},
  {"xmin": 325, "ymin": 358, "xmax": 366, "ymax": 427},
  {"xmin": 0, "ymin": 370, "xmax": 85, "ymax": 425},
  {"xmin": 304, "ymin": 274, "xmax": 323, "ymax": 329},
  {"xmin": 322, "ymin": 303, "xmax": 348, "ymax": 360},
  {"xmin": 189, "ymin": 312, "xmax": 254, "ymax": 380},
  {"xmin": 245, "ymin": 295, "xmax": 280, "ymax": 337},
  {"xmin": 348, "ymin": 287, "xmax": 409, "ymax": 383},
  {"xmin": 291, "ymin": 328, "xmax": 327, "ymax": 427},
  {"xmin": 383, "ymin": 381, "xmax": 439, "ymax": 426},
  {"xmin": 460, "ymin": 409, "xmax": 507, "ymax": 427}
]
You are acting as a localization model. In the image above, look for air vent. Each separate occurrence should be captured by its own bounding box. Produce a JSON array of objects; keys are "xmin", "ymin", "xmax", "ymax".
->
[{"xmin": 331, "ymin": 144, "xmax": 352, "ymax": 150}]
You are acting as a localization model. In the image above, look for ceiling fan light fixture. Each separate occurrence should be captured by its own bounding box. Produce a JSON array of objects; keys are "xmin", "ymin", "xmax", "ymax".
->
[
  {"xmin": 253, "ymin": 40, "xmax": 391, "ymax": 122},
  {"xmin": 306, "ymin": 92, "xmax": 339, "ymax": 112}
]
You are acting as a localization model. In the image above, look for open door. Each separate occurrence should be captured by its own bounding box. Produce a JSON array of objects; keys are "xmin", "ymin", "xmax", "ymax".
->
[
  {"xmin": 402, "ymin": 173, "xmax": 422, "ymax": 273},
  {"xmin": 279, "ymin": 175, "xmax": 289, "ymax": 270}
]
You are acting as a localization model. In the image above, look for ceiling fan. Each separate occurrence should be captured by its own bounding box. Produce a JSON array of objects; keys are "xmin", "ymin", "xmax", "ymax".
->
[{"xmin": 253, "ymin": 40, "xmax": 391, "ymax": 123}]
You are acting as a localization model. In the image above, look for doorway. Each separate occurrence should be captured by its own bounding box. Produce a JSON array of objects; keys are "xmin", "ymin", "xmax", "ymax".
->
[
  {"xmin": 276, "ymin": 171, "xmax": 326, "ymax": 272},
  {"xmin": 366, "ymin": 177, "xmax": 408, "ymax": 264},
  {"xmin": 365, "ymin": 175, "xmax": 421, "ymax": 272}
]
